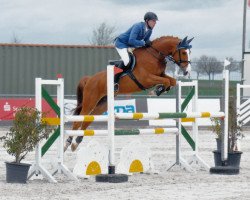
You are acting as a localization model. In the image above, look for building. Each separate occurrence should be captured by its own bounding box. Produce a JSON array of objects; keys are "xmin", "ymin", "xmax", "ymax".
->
[{"xmin": 0, "ymin": 43, "xmax": 119, "ymax": 96}]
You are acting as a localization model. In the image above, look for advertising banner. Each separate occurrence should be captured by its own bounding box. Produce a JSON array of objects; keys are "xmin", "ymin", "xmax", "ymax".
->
[
  {"xmin": 64, "ymin": 99, "xmax": 136, "ymax": 115},
  {"xmin": 0, "ymin": 98, "xmax": 136, "ymax": 120},
  {"xmin": 0, "ymin": 98, "xmax": 57, "ymax": 121}
]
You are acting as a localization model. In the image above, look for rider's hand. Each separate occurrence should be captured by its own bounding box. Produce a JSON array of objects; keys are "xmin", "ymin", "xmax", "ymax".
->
[{"xmin": 145, "ymin": 40, "xmax": 152, "ymax": 47}]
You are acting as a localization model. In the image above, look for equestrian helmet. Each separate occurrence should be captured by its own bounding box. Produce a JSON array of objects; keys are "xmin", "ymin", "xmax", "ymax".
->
[{"xmin": 144, "ymin": 12, "xmax": 158, "ymax": 21}]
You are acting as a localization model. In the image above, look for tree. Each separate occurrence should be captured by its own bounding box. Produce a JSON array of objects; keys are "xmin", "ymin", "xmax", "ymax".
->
[
  {"xmin": 11, "ymin": 32, "xmax": 22, "ymax": 44},
  {"xmin": 225, "ymin": 57, "xmax": 241, "ymax": 77},
  {"xmin": 191, "ymin": 58, "xmax": 204, "ymax": 79},
  {"xmin": 194, "ymin": 55, "xmax": 223, "ymax": 81},
  {"xmin": 90, "ymin": 22, "xmax": 116, "ymax": 46}
]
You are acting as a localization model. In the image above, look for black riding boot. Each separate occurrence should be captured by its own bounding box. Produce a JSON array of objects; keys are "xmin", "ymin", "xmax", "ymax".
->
[{"xmin": 114, "ymin": 61, "xmax": 126, "ymax": 93}]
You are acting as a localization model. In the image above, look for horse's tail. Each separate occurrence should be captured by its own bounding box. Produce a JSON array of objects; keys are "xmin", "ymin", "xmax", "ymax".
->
[{"xmin": 73, "ymin": 76, "xmax": 90, "ymax": 115}]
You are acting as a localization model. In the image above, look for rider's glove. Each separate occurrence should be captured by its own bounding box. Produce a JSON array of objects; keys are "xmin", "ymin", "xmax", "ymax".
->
[{"xmin": 145, "ymin": 40, "xmax": 152, "ymax": 47}]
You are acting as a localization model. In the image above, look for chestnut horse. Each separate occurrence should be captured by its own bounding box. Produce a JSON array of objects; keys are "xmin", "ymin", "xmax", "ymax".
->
[{"xmin": 64, "ymin": 36, "xmax": 193, "ymax": 151}]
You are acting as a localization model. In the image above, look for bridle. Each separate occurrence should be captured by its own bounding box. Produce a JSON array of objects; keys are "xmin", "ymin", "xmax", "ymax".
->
[
  {"xmin": 146, "ymin": 46, "xmax": 166, "ymax": 63},
  {"xmin": 147, "ymin": 45, "xmax": 191, "ymax": 68},
  {"xmin": 166, "ymin": 48, "xmax": 191, "ymax": 68},
  {"xmin": 146, "ymin": 44, "xmax": 191, "ymax": 76}
]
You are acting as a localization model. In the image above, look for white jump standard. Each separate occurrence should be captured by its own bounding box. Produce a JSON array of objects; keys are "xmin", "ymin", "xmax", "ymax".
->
[
  {"xmin": 210, "ymin": 70, "xmax": 239, "ymax": 174},
  {"xmin": 28, "ymin": 78, "xmax": 78, "ymax": 183}
]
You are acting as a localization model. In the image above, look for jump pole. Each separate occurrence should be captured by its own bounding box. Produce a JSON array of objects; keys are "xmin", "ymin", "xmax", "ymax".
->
[
  {"xmin": 95, "ymin": 64, "xmax": 129, "ymax": 183},
  {"xmin": 222, "ymin": 69, "xmax": 229, "ymax": 162}
]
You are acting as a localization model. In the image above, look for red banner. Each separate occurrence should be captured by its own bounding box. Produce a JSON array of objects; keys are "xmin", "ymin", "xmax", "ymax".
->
[
  {"xmin": 0, "ymin": 98, "xmax": 57, "ymax": 121},
  {"xmin": 248, "ymin": 0, "xmax": 250, "ymax": 8}
]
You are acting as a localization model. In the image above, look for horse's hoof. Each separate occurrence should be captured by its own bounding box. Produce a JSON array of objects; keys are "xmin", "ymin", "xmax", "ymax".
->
[
  {"xmin": 71, "ymin": 143, "xmax": 79, "ymax": 152},
  {"xmin": 165, "ymin": 86, "xmax": 171, "ymax": 92}
]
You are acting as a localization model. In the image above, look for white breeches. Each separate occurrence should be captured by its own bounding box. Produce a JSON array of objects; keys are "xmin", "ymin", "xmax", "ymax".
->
[{"xmin": 115, "ymin": 47, "xmax": 130, "ymax": 66}]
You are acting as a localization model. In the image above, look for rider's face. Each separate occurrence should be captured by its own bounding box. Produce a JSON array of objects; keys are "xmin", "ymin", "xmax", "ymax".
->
[{"xmin": 147, "ymin": 20, "xmax": 156, "ymax": 29}]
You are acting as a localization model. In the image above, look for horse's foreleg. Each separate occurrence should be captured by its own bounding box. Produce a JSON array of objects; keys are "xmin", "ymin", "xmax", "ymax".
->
[
  {"xmin": 147, "ymin": 74, "xmax": 171, "ymax": 88},
  {"xmin": 161, "ymin": 74, "xmax": 177, "ymax": 86}
]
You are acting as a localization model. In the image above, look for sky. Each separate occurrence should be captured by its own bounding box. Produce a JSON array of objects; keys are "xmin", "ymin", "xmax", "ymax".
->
[{"xmin": 0, "ymin": 0, "xmax": 250, "ymax": 61}]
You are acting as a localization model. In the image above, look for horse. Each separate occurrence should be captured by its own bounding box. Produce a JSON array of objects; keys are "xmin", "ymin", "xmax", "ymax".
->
[{"xmin": 64, "ymin": 35, "xmax": 194, "ymax": 151}]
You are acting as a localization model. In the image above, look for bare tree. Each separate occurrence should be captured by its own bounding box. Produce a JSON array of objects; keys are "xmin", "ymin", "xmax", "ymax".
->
[
  {"xmin": 192, "ymin": 58, "xmax": 204, "ymax": 79},
  {"xmin": 90, "ymin": 22, "xmax": 116, "ymax": 46},
  {"xmin": 225, "ymin": 57, "xmax": 241, "ymax": 77},
  {"xmin": 194, "ymin": 55, "xmax": 223, "ymax": 81},
  {"xmin": 11, "ymin": 32, "xmax": 22, "ymax": 44}
]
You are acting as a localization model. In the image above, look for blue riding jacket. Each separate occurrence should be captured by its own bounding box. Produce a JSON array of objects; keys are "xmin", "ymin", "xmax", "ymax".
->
[{"xmin": 115, "ymin": 22, "xmax": 152, "ymax": 48}]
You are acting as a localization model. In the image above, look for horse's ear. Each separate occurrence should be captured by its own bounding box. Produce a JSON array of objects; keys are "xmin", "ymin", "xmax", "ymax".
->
[
  {"xmin": 187, "ymin": 37, "xmax": 194, "ymax": 44},
  {"xmin": 180, "ymin": 36, "xmax": 188, "ymax": 45},
  {"xmin": 178, "ymin": 36, "xmax": 187, "ymax": 49},
  {"xmin": 178, "ymin": 36, "xmax": 193, "ymax": 49}
]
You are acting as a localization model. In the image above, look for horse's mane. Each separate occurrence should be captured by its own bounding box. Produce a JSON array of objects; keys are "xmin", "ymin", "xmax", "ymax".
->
[
  {"xmin": 152, "ymin": 36, "xmax": 180, "ymax": 45},
  {"xmin": 133, "ymin": 36, "xmax": 180, "ymax": 54}
]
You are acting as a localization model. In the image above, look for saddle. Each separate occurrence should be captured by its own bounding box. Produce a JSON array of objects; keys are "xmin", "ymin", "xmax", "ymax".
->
[
  {"xmin": 110, "ymin": 52, "xmax": 135, "ymax": 74},
  {"xmin": 109, "ymin": 52, "xmax": 144, "ymax": 92},
  {"xmin": 109, "ymin": 53, "xmax": 169, "ymax": 95}
]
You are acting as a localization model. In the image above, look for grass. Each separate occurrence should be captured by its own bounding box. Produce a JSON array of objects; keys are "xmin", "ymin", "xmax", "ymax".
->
[{"xmin": 132, "ymin": 80, "xmax": 240, "ymax": 97}]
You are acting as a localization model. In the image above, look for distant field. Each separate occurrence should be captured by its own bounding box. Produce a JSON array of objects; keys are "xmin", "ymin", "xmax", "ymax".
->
[{"xmin": 133, "ymin": 80, "xmax": 240, "ymax": 98}]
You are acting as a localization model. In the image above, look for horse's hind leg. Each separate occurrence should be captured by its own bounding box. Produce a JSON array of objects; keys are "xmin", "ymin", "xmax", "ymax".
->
[
  {"xmin": 70, "ymin": 95, "xmax": 107, "ymax": 151},
  {"xmin": 64, "ymin": 87, "xmax": 102, "ymax": 151},
  {"xmin": 64, "ymin": 121, "xmax": 85, "ymax": 151}
]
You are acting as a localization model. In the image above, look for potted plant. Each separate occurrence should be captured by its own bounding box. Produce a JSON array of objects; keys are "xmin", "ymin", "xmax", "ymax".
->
[
  {"xmin": 210, "ymin": 117, "xmax": 223, "ymax": 150},
  {"xmin": 210, "ymin": 94, "xmax": 244, "ymax": 168},
  {"xmin": 0, "ymin": 106, "xmax": 53, "ymax": 183}
]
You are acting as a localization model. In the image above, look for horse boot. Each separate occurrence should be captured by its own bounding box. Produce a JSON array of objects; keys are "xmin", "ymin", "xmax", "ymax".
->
[
  {"xmin": 155, "ymin": 84, "xmax": 170, "ymax": 96},
  {"xmin": 64, "ymin": 137, "xmax": 73, "ymax": 152},
  {"xmin": 71, "ymin": 136, "xmax": 83, "ymax": 151},
  {"xmin": 114, "ymin": 61, "xmax": 125, "ymax": 93}
]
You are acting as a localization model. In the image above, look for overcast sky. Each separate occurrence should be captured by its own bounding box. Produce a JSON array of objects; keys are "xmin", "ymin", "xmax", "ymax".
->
[{"xmin": 0, "ymin": 0, "xmax": 249, "ymax": 60}]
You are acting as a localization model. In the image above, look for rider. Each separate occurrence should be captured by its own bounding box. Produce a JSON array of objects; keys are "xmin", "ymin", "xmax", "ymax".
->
[{"xmin": 114, "ymin": 11, "xmax": 158, "ymax": 92}]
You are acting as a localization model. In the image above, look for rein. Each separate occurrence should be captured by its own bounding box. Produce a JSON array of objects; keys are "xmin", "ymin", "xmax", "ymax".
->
[
  {"xmin": 147, "ymin": 45, "xmax": 191, "ymax": 68},
  {"xmin": 146, "ymin": 46, "xmax": 166, "ymax": 64},
  {"xmin": 167, "ymin": 49, "xmax": 191, "ymax": 68}
]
